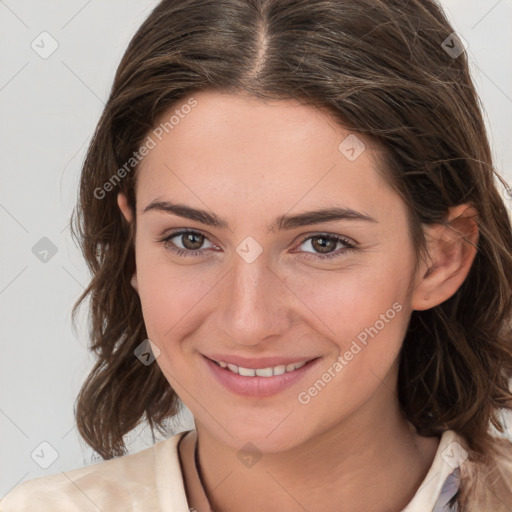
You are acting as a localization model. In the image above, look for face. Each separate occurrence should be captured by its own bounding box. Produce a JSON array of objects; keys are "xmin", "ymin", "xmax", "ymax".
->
[{"xmin": 118, "ymin": 90, "xmax": 420, "ymax": 452}]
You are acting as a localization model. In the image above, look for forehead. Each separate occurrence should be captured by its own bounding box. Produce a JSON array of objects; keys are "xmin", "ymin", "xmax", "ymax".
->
[{"xmin": 135, "ymin": 90, "xmax": 399, "ymax": 220}]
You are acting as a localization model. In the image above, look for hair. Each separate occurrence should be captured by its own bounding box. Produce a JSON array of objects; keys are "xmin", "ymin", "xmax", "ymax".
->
[{"xmin": 70, "ymin": 0, "xmax": 512, "ymax": 509}]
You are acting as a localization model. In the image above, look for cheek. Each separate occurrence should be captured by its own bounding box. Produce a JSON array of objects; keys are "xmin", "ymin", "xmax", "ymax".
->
[
  {"xmin": 294, "ymin": 271, "xmax": 411, "ymax": 423},
  {"xmin": 137, "ymin": 266, "xmax": 210, "ymax": 339},
  {"xmin": 134, "ymin": 240, "xmax": 222, "ymax": 366},
  {"xmin": 290, "ymin": 254, "xmax": 413, "ymax": 395},
  {"xmin": 292, "ymin": 256, "xmax": 412, "ymax": 346}
]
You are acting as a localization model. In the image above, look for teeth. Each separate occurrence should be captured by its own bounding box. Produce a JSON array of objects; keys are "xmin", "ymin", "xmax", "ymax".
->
[
  {"xmin": 273, "ymin": 365, "xmax": 286, "ymax": 375},
  {"xmin": 239, "ymin": 367, "xmax": 256, "ymax": 377},
  {"xmin": 215, "ymin": 360, "xmax": 310, "ymax": 377},
  {"xmin": 255, "ymin": 367, "xmax": 273, "ymax": 377},
  {"xmin": 227, "ymin": 363, "xmax": 239, "ymax": 374}
]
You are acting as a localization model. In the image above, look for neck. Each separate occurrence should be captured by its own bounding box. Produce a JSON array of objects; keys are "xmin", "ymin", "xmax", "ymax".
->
[{"xmin": 180, "ymin": 386, "xmax": 440, "ymax": 512}]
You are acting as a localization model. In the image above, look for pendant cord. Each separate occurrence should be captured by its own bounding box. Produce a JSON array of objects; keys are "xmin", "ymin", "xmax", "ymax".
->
[{"xmin": 194, "ymin": 434, "xmax": 215, "ymax": 512}]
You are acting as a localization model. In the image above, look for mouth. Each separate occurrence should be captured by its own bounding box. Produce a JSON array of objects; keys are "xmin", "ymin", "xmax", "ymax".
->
[
  {"xmin": 208, "ymin": 357, "xmax": 314, "ymax": 377},
  {"xmin": 202, "ymin": 354, "xmax": 321, "ymax": 398}
]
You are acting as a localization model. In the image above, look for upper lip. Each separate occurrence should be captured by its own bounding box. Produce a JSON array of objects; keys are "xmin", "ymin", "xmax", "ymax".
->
[{"xmin": 204, "ymin": 354, "xmax": 319, "ymax": 369}]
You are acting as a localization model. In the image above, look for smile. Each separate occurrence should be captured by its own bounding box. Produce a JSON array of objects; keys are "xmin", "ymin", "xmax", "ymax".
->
[
  {"xmin": 211, "ymin": 359, "xmax": 308, "ymax": 377},
  {"xmin": 203, "ymin": 355, "xmax": 321, "ymax": 398}
]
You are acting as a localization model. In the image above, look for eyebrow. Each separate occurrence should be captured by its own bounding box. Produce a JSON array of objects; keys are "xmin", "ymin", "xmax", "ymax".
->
[{"xmin": 142, "ymin": 200, "xmax": 377, "ymax": 232}]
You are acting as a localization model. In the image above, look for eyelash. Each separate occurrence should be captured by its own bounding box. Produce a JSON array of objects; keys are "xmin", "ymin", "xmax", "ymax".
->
[{"xmin": 157, "ymin": 229, "xmax": 358, "ymax": 261}]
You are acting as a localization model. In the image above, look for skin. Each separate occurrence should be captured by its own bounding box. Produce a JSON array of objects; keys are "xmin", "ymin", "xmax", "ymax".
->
[{"xmin": 117, "ymin": 90, "xmax": 479, "ymax": 512}]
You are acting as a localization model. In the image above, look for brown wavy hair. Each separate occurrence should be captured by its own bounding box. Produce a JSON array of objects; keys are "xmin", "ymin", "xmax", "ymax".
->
[{"xmin": 70, "ymin": 0, "xmax": 512, "ymax": 509}]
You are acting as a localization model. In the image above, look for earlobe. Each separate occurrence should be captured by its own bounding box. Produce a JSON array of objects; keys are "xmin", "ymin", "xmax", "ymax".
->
[
  {"xmin": 131, "ymin": 272, "xmax": 139, "ymax": 293},
  {"xmin": 117, "ymin": 192, "xmax": 134, "ymax": 224},
  {"xmin": 117, "ymin": 192, "xmax": 138, "ymax": 293},
  {"xmin": 411, "ymin": 204, "xmax": 479, "ymax": 311}
]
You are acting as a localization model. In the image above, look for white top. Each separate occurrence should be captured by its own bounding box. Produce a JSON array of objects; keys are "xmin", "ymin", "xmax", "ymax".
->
[{"xmin": 0, "ymin": 429, "xmax": 463, "ymax": 511}]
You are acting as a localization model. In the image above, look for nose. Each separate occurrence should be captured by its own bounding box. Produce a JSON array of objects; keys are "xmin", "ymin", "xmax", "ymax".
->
[{"xmin": 217, "ymin": 250, "xmax": 294, "ymax": 347}]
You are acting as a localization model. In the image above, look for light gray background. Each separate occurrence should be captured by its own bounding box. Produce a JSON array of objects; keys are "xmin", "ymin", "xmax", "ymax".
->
[{"xmin": 1, "ymin": 0, "xmax": 511, "ymax": 498}]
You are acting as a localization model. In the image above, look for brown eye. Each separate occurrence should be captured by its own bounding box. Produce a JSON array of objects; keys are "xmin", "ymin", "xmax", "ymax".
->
[
  {"xmin": 310, "ymin": 236, "xmax": 338, "ymax": 254},
  {"xmin": 296, "ymin": 233, "xmax": 357, "ymax": 261},
  {"xmin": 180, "ymin": 232, "xmax": 205, "ymax": 250},
  {"xmin": 159, "ymin": 229, "xmax": 215, "ymax": 257}
]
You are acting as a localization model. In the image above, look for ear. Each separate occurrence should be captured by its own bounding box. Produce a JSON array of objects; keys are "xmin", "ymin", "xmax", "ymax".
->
[
  {"xmin": 117, "ymin": 192, "xmax": 138, "ymax": 293},
  {"xmin": 117, "ymin": 191, "xmax": 134, "ymax": 224},
  {"xmin": 411, "ymin": 204, "xmax": 479, "ymax": 311}
]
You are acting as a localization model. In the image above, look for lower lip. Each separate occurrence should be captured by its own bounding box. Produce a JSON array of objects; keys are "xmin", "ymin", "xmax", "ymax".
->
[{"xmin": 203, "ymin": 356, "xmax": 320, "ymax": 398}]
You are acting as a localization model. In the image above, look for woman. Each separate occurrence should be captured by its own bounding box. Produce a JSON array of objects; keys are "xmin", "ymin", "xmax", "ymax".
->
[{"xmin": 2, "ymin": 0, "xmax": 512, "ymax": 510}]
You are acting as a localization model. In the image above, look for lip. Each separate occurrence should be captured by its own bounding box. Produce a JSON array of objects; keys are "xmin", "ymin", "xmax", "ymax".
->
[{"xmin": 202, "ymin": 354, "xmax": 321, "ymax": 398}]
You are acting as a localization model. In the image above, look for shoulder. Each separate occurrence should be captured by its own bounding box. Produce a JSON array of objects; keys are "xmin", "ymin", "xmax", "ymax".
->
[{"xmin": 0, "ymin": 431, "xmax": 189, "ymax": 512}]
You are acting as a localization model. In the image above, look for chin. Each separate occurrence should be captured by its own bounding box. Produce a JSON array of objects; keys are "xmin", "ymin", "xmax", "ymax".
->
[{"xmin": 199, "ymin": 412, "xmax": 311, "ymax": 454}]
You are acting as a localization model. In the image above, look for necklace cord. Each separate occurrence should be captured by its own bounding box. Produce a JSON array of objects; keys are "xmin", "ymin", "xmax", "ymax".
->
[{"xmin": 193, "ymin": 434, "xmax": 215, "ymax": 512}]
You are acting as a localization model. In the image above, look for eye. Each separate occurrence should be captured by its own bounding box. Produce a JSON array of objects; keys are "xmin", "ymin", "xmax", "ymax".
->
[
  {"xmin": 158, "ymin": 229, "xmax": 216, "ymax": 257},
  {"xmin": 295, "ymin": 233, "xmax": 357, "ymax": 260}
]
